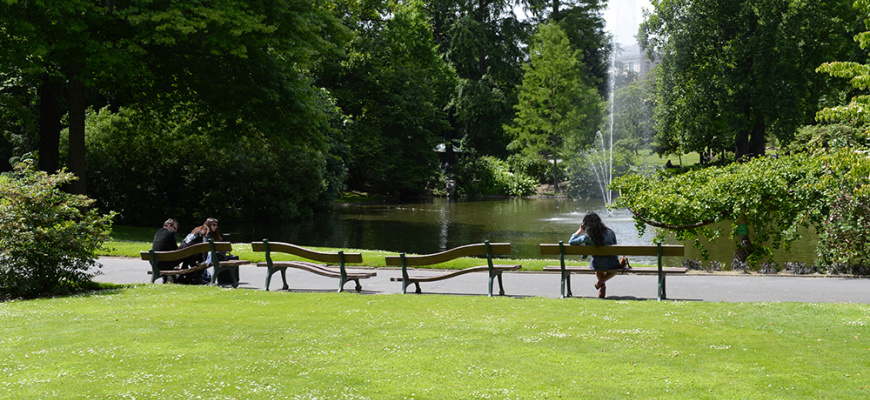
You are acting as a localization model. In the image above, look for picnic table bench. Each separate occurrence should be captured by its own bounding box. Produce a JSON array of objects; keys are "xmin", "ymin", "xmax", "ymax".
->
[
  {"xmin": 540, "ymin": 241, "xmax": 686, "ymax": 300},
  {"xmin": 140, "ymin": 239, "xmax": 250, "ymax": 287},
  {"xmin": 251, "ymin": 240, "xmax": 375, "ymax": 292},
  {"xmin": 385, "ymin": 241, "xmax": 521, "ymax": 296}
]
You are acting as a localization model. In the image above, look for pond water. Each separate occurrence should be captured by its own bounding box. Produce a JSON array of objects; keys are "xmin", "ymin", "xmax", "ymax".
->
[{"xmin": 223, "ymin": 197, "xmax": 818, "ymax": 267}]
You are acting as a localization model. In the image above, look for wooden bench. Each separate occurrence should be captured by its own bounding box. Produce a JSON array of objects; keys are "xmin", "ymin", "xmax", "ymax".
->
[
  {"xmin": 140, "ymin": 239, "xmax": 250, "ymax": 287},
  {"xmin": 540, "ymin": 241, "xmax": 686, "ymax": 300},
  {"xmin": 385, "ymin": 241, "xmax": 521, "ymax": 296},
  {"xmin": 251, "ymin": 240, "xmax": 375, "ymax": 292}
]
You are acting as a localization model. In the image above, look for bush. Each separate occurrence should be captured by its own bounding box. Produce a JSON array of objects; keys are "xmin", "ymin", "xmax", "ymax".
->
[
  {"xmin": 784, "ymin": 124, "xmax": 868, "ymax": 155},
  {"xmin": 0, "ymin": 160, "xmax": 114, "ymax": 299},
  {"xmin": 85, "ymin": 107, "xmax": 344, "ymax": 225},
  {"xmin": 451, "ymin": 156, "xmax": 537, "ymax": 197}
]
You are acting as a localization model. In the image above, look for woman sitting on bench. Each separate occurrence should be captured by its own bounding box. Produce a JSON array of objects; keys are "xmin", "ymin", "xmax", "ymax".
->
[
  {"xmin": 568, "ymin": 212, "xmax": 620, "ymax": 298},
  {"xmin": 177, "ymin": 217, "xmax": 222, "ymax": 284}
]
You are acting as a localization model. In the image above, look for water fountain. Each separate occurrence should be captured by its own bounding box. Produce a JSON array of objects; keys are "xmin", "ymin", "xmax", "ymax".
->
[{"xmin": 588, "ymin": 42, "xmax": 618, "ymax": 210}]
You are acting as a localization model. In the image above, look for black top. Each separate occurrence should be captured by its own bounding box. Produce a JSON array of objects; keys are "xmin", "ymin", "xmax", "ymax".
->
[{"xmin": 152, "ymin": 227, "xmax": 179, "ymax": 270}]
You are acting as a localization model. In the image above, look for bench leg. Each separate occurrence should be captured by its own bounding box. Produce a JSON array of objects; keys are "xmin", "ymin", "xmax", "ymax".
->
[
  {"xmin": 495, "ymin": 272, "xmax": 506, "ymax": 296},
  {"xmin": 414, "ymin": 282, "xmax": 422, "ymax": 294},
  {"xmin": 265, "ymin": 267, "xmax": 290, "ymax": 291},
  {"xmin": 559, "ymin": 272, "xmax": 573, "ymax": 298},
  {"xmin": 658, "ymin": 273, "xmax": 667, "ymax": 301}
]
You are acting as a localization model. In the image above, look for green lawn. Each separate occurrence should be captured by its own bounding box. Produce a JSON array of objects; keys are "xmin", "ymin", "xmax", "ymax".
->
[
  {"xmin": 642, "ymin": 150, "xmax": 702, "ymax": 167},
  {"xmin": 102, "ymin": 226, "xmax": 593, "ymax": 271},
  {"xmin": 2, "ymin": 285, "xmax": 867, "ymax": 399}
]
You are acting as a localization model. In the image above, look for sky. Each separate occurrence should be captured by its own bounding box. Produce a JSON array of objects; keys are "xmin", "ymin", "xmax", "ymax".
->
[{"xmin": 602, "ymin": 0, "xmax": 653, "ymax": 47}]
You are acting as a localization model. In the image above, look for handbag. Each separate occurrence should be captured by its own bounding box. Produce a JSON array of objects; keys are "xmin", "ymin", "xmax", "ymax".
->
[{"xmin": 619, "ymin": 256, "xmax": 631, "ymax": 269}]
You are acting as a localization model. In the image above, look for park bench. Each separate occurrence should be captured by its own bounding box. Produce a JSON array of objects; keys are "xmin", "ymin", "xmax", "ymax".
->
[
  {"xmin": 385, "ymin": 241, "xmax": 521, "ymax": 296},
  {"xmin": 251, "ymin": 240, "xmax": 375, "ymax": 292},
  {"xmin": 140, "ymin": 239, "xmax": 249, "ymax": 287},
  {"xmin": 540, "ymin": 241, "xmax": 686, "ymax": 300}
]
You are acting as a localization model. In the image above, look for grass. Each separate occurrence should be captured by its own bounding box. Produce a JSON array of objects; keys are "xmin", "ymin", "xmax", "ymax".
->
[
  {"xmin": 102, "ymin": 226, "xmax": 594, "ymax": 271},
  {"xmin": 2, "ymin": 285, "xmax": 867, "ymax": 399},
  {"xmin": 643, "ymin": 150, "xmax": 702, "ymax": 167}
]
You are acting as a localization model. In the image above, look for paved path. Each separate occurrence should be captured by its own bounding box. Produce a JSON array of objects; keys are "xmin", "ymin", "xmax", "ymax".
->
[{"xmin": 96, "ymin": 257, "xmax": 870, "ymax": 303}]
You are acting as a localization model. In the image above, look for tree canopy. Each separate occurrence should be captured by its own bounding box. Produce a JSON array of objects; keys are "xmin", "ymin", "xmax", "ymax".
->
[
  {"xmin": 505, "ymin": 22, "xmax": 599, "ymax": 192},
  {"xmin": 641, "ymin": 0, "xmax": 862, "ymax": 159},
  {"xmin": 0, "ymin": 0, "xmax": 347, "ymax": 194}
]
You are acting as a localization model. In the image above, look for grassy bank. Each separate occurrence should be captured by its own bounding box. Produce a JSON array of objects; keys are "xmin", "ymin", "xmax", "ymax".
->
[
  {"xmin": 2, "ymin": 285, "xmax": 867, "ymax": 399},
  {"xmin": 103, "ymin": 226, "xmax": 592, "ymax": 271}
]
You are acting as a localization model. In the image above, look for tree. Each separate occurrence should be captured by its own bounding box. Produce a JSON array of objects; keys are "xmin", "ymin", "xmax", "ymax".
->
[
  {"xmin": 523, "ymin": 0, "xmax": 611, "ymax": 97},
  {"xmin": 317, "ymin": 0, "xmax": 455, "ymax": 195},
  {"xmin": 0, "ymin": 160, "xmax": 114, "ymax": 299},
  {"xmin": 0, "ymin": 0, "xmax": 346, "ymax": 194},
  {"xmin": 813, "ymin": 0, "xmax": 870, "ymax": 272},
  {"xmin": 505, "ymin": 22, "xmax": 599, "ymax": 192},
  {"xmin": 612, "ymin": 70, "xmax": 655, "ymax": 155},
  {"xmin": 426, "ymin": 0, "xmax": 529, "ymax": 157},
  {"xmin": 641, "ymin": 0, "xmax": 861, "ymax": 159},
  {"xmin": 816, "ymin": 0, "xmax": 870, "ymax": 130}
]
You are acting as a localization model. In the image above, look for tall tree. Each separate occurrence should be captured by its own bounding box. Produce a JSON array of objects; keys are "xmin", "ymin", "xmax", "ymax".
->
[
  {"xmin": 505, "ymin": 22, "xmax": 599, "ymax": 192},
  {"xmin": 816, "ymin": 0, "xmax": 870, "ymax": 129},
  {"xmin": 641, "ymin": 0, "xmax": 861, "ymax": 159},
  {"xmin": 524, "ymin": 0, "xmax": 611, "ymax": 97},
  {"xmin": 612, "ymin": 69, "xmax": 656, "ymax": 155},
  {"xmin": 0, "ymin": 0, "xmax": 346, "ymax": 194},
  {"xmin": 425, "ymin": 0, "xmax": 529, "ymax": 157},
  {"xmin": 318, "ymin": 0, "xmax": 455, "ymax": 194}
]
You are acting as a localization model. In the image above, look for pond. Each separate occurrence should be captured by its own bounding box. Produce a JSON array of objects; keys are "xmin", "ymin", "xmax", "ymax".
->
[{"xmin": 222, "ymin": 197, "xmax": 818, "ymax": 267}]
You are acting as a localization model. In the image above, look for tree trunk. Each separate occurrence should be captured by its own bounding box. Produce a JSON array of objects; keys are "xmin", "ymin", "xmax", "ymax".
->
[
  {"xmin": 748, "ymin": 119, "xmax": 766, "ymax": 157},
  {"xmin": 731, "ymin": 215, "xmax": 754, "ymax": 270},
  {"xmin": 735, "ymin": 117, "xmax": 767, "ymax": 160},
  {"xmin": 552, "ymin": 157, "xmax": 559, "ymax": 193},
  {"xmin": 67, "ymin": 64, "xmax": 87, "ymax": 195},
  {"xmin": 38, "ymin": 75, "xmax": 63, "ymax": 173}
]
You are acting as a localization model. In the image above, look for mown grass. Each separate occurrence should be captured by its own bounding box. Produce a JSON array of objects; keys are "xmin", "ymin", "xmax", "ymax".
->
[
  {"xmin": 102, "ymin": 226, "xmax": 593, "ymax": 271},
  {"xmin": 1, "ymin": 285, "xmax": 867, "ymax": 399}
]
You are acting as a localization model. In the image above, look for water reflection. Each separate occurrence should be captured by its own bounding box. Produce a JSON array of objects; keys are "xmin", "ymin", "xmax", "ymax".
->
[{"xmin": 224, "ymin": 197, "xmax": 817, "ymax": 265}]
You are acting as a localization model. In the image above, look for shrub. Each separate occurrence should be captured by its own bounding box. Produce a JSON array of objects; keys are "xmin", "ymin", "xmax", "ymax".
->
[
  {"xmin": 451, "ymin": 156, "xmax": 537, "ymax": 197},
  {"xmin": 85, "ymin": 107, "xmax": 343, "ymax": 225},
  {"xmin": 0, "ymin": 160, "xmax": 114, "ymax": 299}
]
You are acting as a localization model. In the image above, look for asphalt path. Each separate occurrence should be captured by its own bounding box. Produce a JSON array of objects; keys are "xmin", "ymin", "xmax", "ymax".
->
[{"xmin": 95, "ymin": 257, "xmax": 870, "ymax": 303}]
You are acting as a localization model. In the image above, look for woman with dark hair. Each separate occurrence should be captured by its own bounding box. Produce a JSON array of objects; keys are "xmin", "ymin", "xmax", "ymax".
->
[
  {"xmin": 568, "ymin": 212, "xmax": 620, "ymax": 298},
  {"xmin": 177, "ymin": 217, "xmax": 222, "ymax": 284}
]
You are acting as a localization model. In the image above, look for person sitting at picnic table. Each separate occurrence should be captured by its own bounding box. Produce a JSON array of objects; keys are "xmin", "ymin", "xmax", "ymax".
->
[
  {"xmin": 176, "ymin": 217, "xmax": 222, "ymax": 284},
  {"xmin": 151, "ymin": 218, "xmax": 180, "ymax": 282},
  {"xmin": 568, "ymin": 211, "xmax": 621, "ymax": 298}
]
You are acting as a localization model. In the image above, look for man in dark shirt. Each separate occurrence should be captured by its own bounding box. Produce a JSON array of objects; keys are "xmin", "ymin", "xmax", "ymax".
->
[{"xmin": 152, "ymin": 219, "xmax": 180, "ymax": 272}]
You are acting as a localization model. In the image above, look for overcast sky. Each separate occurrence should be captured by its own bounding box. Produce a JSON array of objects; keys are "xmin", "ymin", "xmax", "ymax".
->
[{"xmin": 602, "ymin": 0, "xmax": 653, "ymax": 47}]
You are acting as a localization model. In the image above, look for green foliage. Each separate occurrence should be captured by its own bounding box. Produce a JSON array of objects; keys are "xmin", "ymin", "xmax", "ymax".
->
[
  {"xmin": 0, "ymin": 0, "xmax": 348, "ymax": 192},
  {"xmin": 451, "ymin": 155, "xmax": 537, "ymax": 197},
  {"xmin": 612, "ymin": 151, "xmax": 870, "ymax": 267},
  {"xmin": 433, "ymin": 0, "xmax": 528, "ymax": 157},
  {"xmin": 318, "ymin": 0, "xmax": 453, "ymax": 195},
  {"xmin": 524, "ymin": 0, "xmax": 611, "ymax": 97},
  {"xmin": 506, "ymin": 23, "xmax": 600, "ymax": 188},
  {"xmin": 612, "ymin": 72, "xmax": 656, "ymax": 155},
  {"xmin": 85, "ymin": 106, "xmax": 342, "ymax": 225},
  {"xmin": 815, "ymin": 0, "xmax": 870, "ymax": 130},
  {"xmin": 506, "ymin": 153, "xmax": 551, "ymax": 183},
  {"xmin": 816, "ymin": 149, "xmax": 870, "ymax": 271},
  {"xmin": 0, "ymin": 160, "xmax": 114, "ymax": 299},
  {"xmin": 563, "ymin": 146, "xmax": 640, "ymax": 199},
  {"xmin": 642, "ymin": 0, "xmax": 862, "ymax": 158},
  {"xmin": 784, "ymin": 124, "xmax": 869, "ymax": 155}
]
